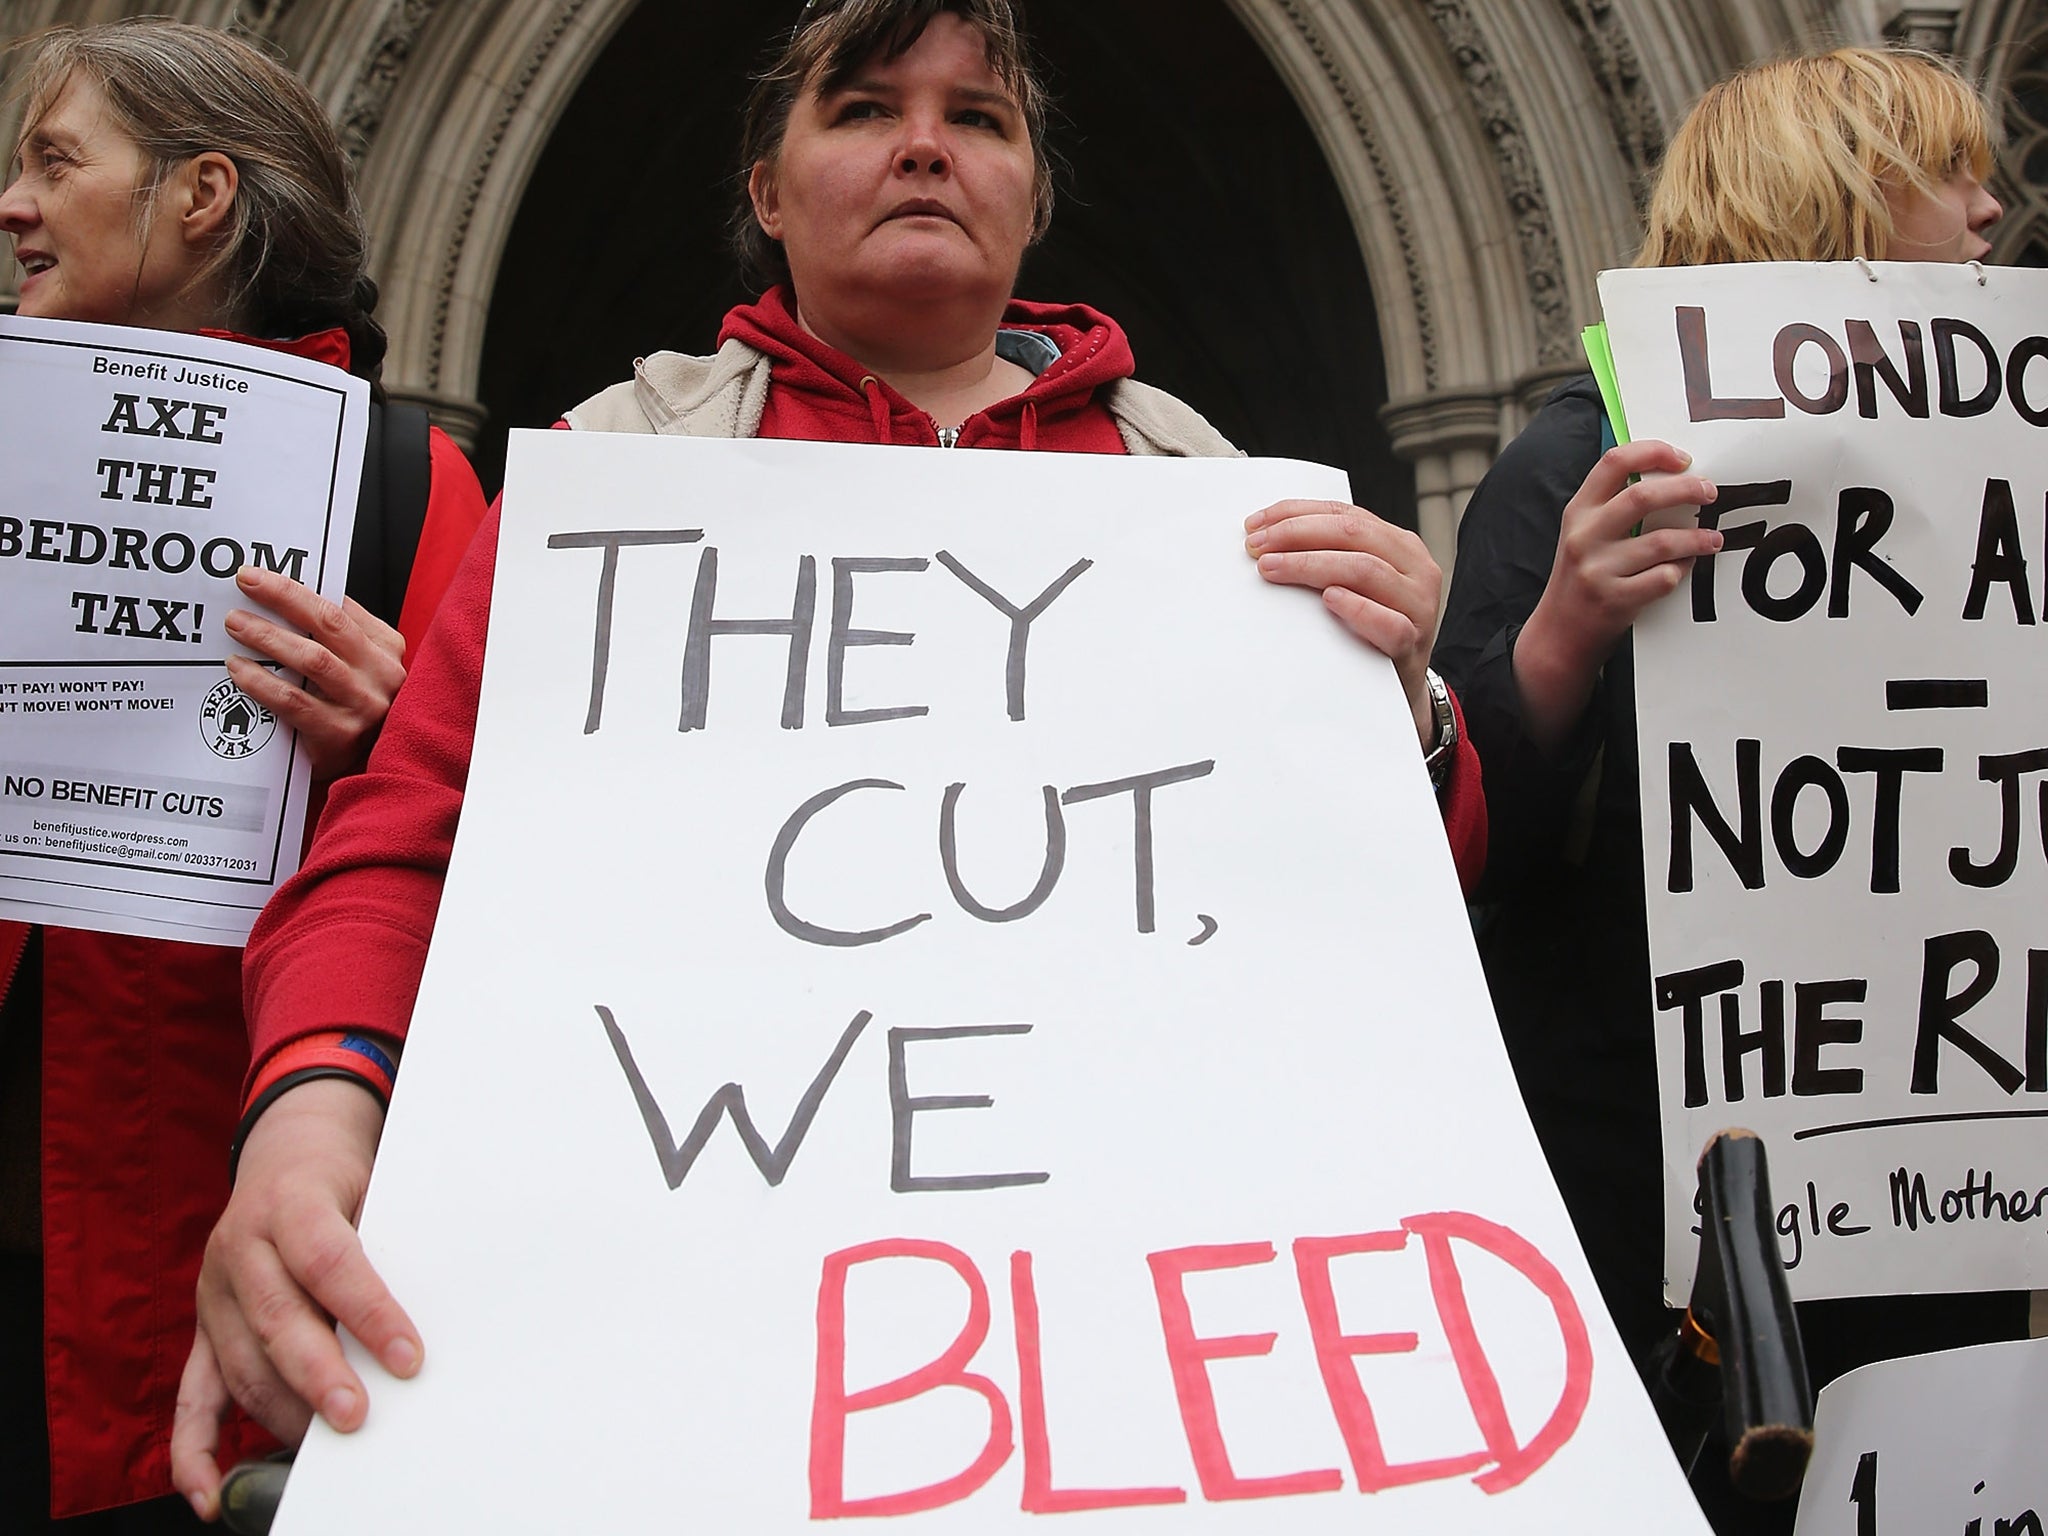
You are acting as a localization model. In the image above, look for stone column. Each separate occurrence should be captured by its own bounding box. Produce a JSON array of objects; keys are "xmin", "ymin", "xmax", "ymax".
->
[
  {"xmin": 386, "ymin": 388, "xmax": 489, "ymax": 455},
  {"xmin": 1882, "ymin": 0, "xmax": 1965, "ymax": 50},
  {"xmin": 1381, "ymin": 387, "xmax": 1507, "ymax": 577}
]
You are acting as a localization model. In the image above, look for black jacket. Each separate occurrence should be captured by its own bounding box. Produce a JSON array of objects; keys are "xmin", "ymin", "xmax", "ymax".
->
[
  {"xmin": 1433, "ymin": 377, "xmax": 2023, "ymax": 1406},
  {"xmin": 1433, "ymin": 377, "xmax": 1672, "ymax": 1358}
]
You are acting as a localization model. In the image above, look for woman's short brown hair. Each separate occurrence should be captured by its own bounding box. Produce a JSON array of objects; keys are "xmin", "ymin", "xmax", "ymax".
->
[
  {"xmin": 732, "ymin": 0, "xmax": 1054, "ymax": 292},
  {"xmin": 1637, "ymin": 46, "xmax": 1998, "ymax": 267}
]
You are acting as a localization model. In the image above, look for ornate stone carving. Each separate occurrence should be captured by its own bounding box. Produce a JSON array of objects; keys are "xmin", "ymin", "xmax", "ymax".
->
[
  {"xmin": 1552, "ymin": 0, "xmax": 1664, "ymax": 190},
  {"xmin": 339, "ymin": 0, "xmax": 444, "ymax": 163},
  {"xmin": 1882, "ymin": 4, "xmax": 1965, "ymax": 53},
  {"xmin": 1423, "ymin": 0, "xmax": 1574, "ymax": 366},
  {"xmin": 1990, "ymin": 11, "xmax": 2048, "ymax": 266},
  {"xmin": 387, "ymin": 386, "xmax": 489, "ymax": 451},
  {"xmin": 425, "ymin": 0, "xmax": 592, "ymax": 389},
  {"xmin": 226, "ymin": 0, "xmax": 300, "ymax": 41},
  {"xmin": 1267, "ymin": 0, "xmax": 1442, "ymax": 387},
  {"xmin": 1379, "ymin": 386, "xmax": 1501, "ymax": 459}
]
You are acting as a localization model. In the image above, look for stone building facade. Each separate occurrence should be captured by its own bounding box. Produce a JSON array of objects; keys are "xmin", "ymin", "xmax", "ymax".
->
[{"xmin": 3, "ymin": 0, "xmax": 2044, "ymax": 561}]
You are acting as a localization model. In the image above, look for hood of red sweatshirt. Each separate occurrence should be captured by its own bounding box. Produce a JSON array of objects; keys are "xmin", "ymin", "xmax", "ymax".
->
[
  {"xmin": 718, "ymin": 285, "xmax": 1135, "ymax": 453},
  {"xmin": 195, "ymin": 326, "xmax": 353, "ymax": 373}
]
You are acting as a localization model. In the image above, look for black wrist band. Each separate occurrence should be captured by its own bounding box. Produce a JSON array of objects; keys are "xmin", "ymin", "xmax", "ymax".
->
[{"xmin": 228, "ymin": 1065, "xmax": 391, "ymax": 1183}]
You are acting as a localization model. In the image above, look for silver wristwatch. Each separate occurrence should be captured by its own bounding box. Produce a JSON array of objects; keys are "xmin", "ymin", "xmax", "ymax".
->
[{"xmin": 1421, "ymin": 667, "xmax": 1458, "ymax": 789}]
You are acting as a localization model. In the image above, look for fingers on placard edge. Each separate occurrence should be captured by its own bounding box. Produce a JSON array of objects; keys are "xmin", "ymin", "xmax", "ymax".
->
[
  {"xmin": 1267, "ymin": 551, "xmax": 1433, "ymax": 628},
  {"xmin": 226, "ymin": 616, "xmax": 323, "ymax": 679},
  {"xmin": 1258, "ymin": 546, "xmax": 1381, "ymax": 588},
  {"xmin": 1255, "ymin": 498, "xmax": 1355, "ymax": 528},
  {"xmin": 291, "ymin": 637, "xmax": 359, "ymax": 699},
  {"xmin": 304, "ymin": 592, "xmax": 361, "ymax": 657},
  {"xmin": 1591, "ymin": 476, "xmax": 1706, "ymax": 543},
  {"xmin": 340, "ymin": 595, "xmax": 404, "ymax": 655},
  {"xmin": 222, "ymin": 658, "xmax": 313, "ymax": 726},
  {"xmin": 1324, "ymin": 585, "xmax": 1422, "ymax": 660},
  {"xmin": 275, "ymin": 1207, "xmax": 421, "ymax": 1378},
  {"xmin": 229, "ymin": 1235, "xmax": 365, "ymax": 1433},
  {"xmin": 239, "ymin": 574, "xmax": 367, "ymax": 665},
  {"xmin": 1609, "ymin": 438, "xmax": 1690, "ymax": 476},
  {"xmin": 205, "ymin": 1309, "xmax": 317, "ymax": 1446},
  {"xmin": 235, "ymin": 568, "xmax": 327, "ymax": 629},
  {"xmin": 1615, "ymin": 524, "xmax": 1719, "ymax": 577},
  {"xmin": 1253, "ymin": 509, "xmax": 1417, "ymax": 562},
  {"xmin": 1583, "ymin": 440, "xmax": 1686, "ymax": 513},
  {"xmin": 170, "ymin": 1336, "xmax": 229, "ymax": 1513}
]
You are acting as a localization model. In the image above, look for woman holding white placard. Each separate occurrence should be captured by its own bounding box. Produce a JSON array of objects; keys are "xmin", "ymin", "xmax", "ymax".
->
[
  {"xmin": 0, "ymin": 20, "xmax": 487, "ymax": 1531},
  {"xmin": 1432, "ymin": 44, "xmax": 2015, "ymax": 1532},
  {"xmin": 173, "ymin": 0, "xmax": 1490, "ymax": 1516}
]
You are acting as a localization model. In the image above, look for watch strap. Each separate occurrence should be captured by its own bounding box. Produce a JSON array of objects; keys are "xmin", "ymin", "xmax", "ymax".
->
[{"xmin": 1421, "ymin": 668, "xmax": 1459, "ymax": 789}]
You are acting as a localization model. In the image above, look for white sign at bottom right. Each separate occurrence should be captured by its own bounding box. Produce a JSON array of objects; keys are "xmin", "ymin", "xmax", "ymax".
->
[{"xmin": 1794, "ymin": 1336, "xmax": 2048, "ymax": 1536}]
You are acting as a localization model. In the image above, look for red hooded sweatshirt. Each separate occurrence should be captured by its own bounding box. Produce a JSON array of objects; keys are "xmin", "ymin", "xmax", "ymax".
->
[
  {"xmin": 244, "ymin": 291, "xmax": 1485, "ymax": 1085},
  {"xmin": 733, "ymin": 286, "xmax": 1131, "ymax": 453}
]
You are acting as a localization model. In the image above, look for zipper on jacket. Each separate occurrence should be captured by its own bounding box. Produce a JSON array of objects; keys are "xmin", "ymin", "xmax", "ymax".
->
[
  {"xmin": 936, "ymin": 424, "xmax": 961, "ymax": 449},
  {"xmin": 0, "ymin": 925, "xmax": 31, "ymax": 1013}
]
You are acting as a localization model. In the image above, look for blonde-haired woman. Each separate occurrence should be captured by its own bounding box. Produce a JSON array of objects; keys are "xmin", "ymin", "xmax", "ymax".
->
[
  {"xmin": 1639, "ymin": 44, "xmax": 2002, "ymax": 268},
  {"xmin": 1432, "ymin": 45, "xmax": 2008, "ymax": 1532},
  {"xmin": 0, "ymin": 19, "xmax": 486, "ymax": 1530}
]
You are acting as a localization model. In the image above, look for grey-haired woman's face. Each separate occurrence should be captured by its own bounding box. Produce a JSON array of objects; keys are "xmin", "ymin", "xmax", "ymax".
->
[{"xmin": 0, "ymin": 76, "xmax": 205, "ymax": 328}]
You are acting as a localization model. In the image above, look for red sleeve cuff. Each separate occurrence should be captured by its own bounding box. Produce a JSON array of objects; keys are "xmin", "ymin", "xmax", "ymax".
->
[
  {"xmin": 1437, "ymin": 688, "xmax": 1488, "ymax": 897},
  {"xmin": 241, "ymin": 1030, "xmax": 399, "ymax": 1117}
]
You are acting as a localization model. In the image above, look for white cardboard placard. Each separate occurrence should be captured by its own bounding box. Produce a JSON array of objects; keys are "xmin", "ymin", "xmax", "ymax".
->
[
  {"xmin": 1793, "ymin": 1336, "xmax": 2048, "ymax": 1535},
  {"xmin": 0, "ymin": 316, "xmax": 367, "ymax": 942},
  {"xmin": 276, "ymin": 432, "xmax": 1708, "ymax": 1534},
  {"xmin": 1600, "ymin": 263, "xmax": 2048, "ymax": 1302}
]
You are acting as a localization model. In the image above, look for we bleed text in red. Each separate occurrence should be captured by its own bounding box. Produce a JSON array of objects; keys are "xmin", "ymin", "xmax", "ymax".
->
[{"xmin": 810, "ymin": 1212, "xmax": 1593, "ymax": 1520}]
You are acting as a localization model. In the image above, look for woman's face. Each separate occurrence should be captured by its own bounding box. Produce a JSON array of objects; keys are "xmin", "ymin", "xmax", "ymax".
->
[
  {"xmin": 1884, "ymin": 165, "xmax": 2002, "ymax": 263},
  {"xmin": 750, "ymin": 14, "xmax": 1037, "ymax": 326},
  {"xmin": 0, "ymin": 75, "xmax": 209, "ymax": 328}
]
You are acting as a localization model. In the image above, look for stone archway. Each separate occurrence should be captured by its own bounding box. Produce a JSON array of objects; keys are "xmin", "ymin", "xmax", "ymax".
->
[
  {"xmin": 1225, "ymin": 0, "xmax": 1648, "ymax": 553},
  {"xmin": 8, "ymin": 0, "xmax": 1984, "ymax": 558},
  {"xmin": 1960, "ymin": 0, "xmax": 2048, "ymax": 264},
  {"xmin": 328, "ymin": 0, "xmax": 1666, "ymax": 557},
  {"xmin": 468, "ymin": 0, "xmax": 1419, "ymax": 525}
]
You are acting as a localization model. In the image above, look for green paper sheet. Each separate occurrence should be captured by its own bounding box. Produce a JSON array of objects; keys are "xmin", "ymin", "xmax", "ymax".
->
[{"xmin": 1581, "ymin": 322, "xmax": 1631, "ymax": 446}]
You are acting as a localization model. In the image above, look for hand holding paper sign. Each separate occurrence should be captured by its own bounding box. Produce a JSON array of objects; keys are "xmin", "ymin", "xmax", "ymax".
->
[
  {"xmin": 1243, "ymin": 498, "xmax": 1444, "ymax": 748},
  {"xmin": 1514, "ymin": 440, "xmax": 1722, "ymax": 753},
  {"xmin": 1602, "ymin": 257, "xmax": 2048, "ymax": 1301},
  {"xmin": 173, "ymin": 1079, "xmax": 419, "ymax": 1520},
  {"xmin": 221, "ymin": 565, "xmax": 408, "ymax": 782},
  {"xmin": 221, "ymin": 436, "xmax": 1712, "ymax": 1534}
]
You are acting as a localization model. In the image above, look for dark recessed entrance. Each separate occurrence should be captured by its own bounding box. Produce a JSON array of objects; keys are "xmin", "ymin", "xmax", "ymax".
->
[{"xmin": 474, "ymin": 0, "xmax": 1411, "ymax": 528}]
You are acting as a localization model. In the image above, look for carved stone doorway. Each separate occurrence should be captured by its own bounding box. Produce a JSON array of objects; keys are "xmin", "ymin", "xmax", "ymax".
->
[{"xmin": 471, "ymin": 0, "xmax": 1412, "ymax": 526}]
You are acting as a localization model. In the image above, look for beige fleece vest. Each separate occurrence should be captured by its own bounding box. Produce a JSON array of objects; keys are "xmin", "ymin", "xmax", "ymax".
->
[{"xmin": 561, "ymin": 338, "xmax": 1243, "ymax": 459}]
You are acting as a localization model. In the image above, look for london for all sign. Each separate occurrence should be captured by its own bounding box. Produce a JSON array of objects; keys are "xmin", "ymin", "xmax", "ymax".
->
[{"xmin": 1603, "ymin": 262, "xmax": 2048, "ymax": 1302}]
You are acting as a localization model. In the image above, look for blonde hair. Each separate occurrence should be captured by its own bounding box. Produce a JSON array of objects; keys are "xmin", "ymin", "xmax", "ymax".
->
[
  {"xmin": 1637, "ymin": 46, "xmax": 1997, "ymax": 267},
  {"xmin": 6, "ymin": 19, "xmax": 387, "ymax": 379}
]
